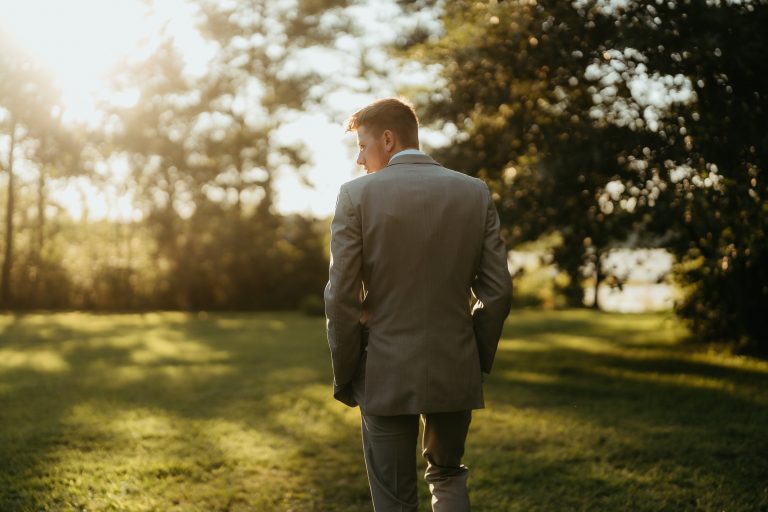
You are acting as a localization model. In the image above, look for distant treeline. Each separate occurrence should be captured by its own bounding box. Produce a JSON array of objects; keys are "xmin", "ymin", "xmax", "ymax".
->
[{"xmin": 3, "ymin": 210, "xmax": 329, "ymax": 312}]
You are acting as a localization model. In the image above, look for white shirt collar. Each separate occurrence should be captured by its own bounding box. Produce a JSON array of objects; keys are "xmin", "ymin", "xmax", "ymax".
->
[{"xmin": 388, "ymin": 148, "xmax": 425, "ymax": 163}]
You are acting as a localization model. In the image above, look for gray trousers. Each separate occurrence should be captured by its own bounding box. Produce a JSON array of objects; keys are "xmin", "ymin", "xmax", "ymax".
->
[{"xmin": 360, "ymin": 410, "xmax": 472, "ymax": 512}]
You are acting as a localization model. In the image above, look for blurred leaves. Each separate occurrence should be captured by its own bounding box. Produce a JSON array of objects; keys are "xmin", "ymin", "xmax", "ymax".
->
[
  {"xmin": 0, "ymin": 0, "xmax": 355, "ymax": 311},
  {"xmin": 402, "ymin": 0, "xmax": 767, "ymax": 347}
]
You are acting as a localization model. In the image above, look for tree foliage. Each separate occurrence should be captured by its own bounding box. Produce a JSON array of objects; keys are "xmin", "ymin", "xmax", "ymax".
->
[
  {"xmin": 0, "ymin": 0, "xmax": 353, "ymax": 311},
  {"xmin": 102, "ymin": 0, "xmax": 352, "ymax": 310},
  {"xmin": 0, "ymin": 30, "xmax": 83, "ymax": 308},
  {"xmin": 402, "ymin": 0, "xmax": 767, "ymax": 347}
]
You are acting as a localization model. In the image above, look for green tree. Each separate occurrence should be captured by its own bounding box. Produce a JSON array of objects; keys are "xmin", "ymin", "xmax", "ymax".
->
[
  {"xmin": 107, "ymin": 0, "xmax": 351, "ymax": 309},
  {"xmin": 400, "ymin": 0, "xmax": 663, "ymax": 307},
  {"xmin": 0, "ymin": 31, "xmax": 76, "ymax": 308},
  {"xmin": 109, "ymin": 40, "xmax": 203, "ymax": 307},
  {"xmin": 596, "ymin": 0, "xmax": 768, "ymax": 348},
  {"xmin": 400, "ymin": 0, "xmax": 768, "ymax": 346}
]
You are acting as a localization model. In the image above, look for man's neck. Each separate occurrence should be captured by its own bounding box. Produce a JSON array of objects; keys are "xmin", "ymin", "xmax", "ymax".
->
[{"xmin": 388, "ymin": 147, "xmax": 423, "ymax": 163}]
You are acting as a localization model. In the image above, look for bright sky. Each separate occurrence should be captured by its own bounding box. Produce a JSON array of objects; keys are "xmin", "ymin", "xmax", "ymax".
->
[{"xmin": 0, "ymin": 0, "xmax": 424, "ymax": 220}]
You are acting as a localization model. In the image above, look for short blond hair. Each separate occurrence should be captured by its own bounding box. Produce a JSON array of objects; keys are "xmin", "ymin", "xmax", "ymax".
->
[{"xmin": 346, "ymin": 97, "xmax": 419, "ymax": 148}]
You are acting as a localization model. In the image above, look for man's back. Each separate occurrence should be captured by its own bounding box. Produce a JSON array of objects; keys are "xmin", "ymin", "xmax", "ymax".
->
[
  {"xmin": 326, "ymin": 153, "xmax": 512, "ymax": 415},
  {"xmin": 325, "ymin": 97, "xmax": 511, "ymax": 512}
]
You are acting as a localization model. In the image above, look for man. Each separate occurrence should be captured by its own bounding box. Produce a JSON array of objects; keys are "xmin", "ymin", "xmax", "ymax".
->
[{"xmin": 324, "ymin": 97, "xmax": 512, "ymax": 511}]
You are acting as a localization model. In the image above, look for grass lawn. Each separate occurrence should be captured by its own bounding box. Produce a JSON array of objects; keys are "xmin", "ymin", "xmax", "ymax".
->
[{"xmin": 0, "ymin": 310, "xmax": 766, "ymax": 511}]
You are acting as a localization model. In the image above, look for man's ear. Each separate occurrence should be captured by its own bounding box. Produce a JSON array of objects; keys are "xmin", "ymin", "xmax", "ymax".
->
[{"xmin": 382, "ymin": 129, "xmax": 395, "ymax": 152}]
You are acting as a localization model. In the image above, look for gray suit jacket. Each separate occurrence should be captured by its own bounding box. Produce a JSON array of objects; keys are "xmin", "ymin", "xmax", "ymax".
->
[{"xmin": 324, "ymin": 153, "xmax": 512, "ymax": 416}]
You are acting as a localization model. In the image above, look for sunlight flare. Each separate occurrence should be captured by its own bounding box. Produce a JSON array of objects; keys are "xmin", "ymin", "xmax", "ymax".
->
[{"xmin": 0, "ymin": 0, "xmax": 210, "ymax": 123}]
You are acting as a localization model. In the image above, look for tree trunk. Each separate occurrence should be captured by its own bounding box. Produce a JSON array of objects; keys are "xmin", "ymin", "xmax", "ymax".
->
[
  {"xmin": 592, "ymin": 249, "xmax": 604, "ymax": 310},
  {"xmin": 2, "ymin": 121, "xmax": 17, "ymax": 307},
  {"xmin": 36, "ymin": 139, "xmax": 47, "ymax": 258},
  {"xmin": 260, "ymin": 175, "xmax": 273, "ymax": 216}
]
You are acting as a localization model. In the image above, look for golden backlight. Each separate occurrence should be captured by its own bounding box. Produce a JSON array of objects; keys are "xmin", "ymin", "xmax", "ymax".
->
[
  {"xmin": 0, "ymin": 0, "xmax": 379, "ymax": 219},
  {"xmin": 0, "ymin": 0, "xmax": 205, "ymax": 124}
]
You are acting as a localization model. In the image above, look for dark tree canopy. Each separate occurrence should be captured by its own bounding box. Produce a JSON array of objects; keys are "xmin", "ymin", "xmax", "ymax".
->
[{"xmin": 400, "ymin": 0, "xmax": 768, "ymax": 348}]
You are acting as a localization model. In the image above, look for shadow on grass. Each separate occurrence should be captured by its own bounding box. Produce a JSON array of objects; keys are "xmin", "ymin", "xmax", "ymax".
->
[
  {"xmin": 474, "ymin": 314, "xmax": 768, "ymax": 511},
  {"xmin": 0, "ymin": 313, "xmax": 370, "ymax": 511},
  {"xmin": 1, "ymin": 311, "xmax": 767, "ymax": 511}
]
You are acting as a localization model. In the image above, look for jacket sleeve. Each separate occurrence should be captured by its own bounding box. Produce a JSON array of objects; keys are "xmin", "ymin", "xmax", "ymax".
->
[
  {"xmin": 471, "ymin": 184, "xmax": 513, "ymax": 374},
  {"xmin": 324, "ymin": 185, "xmax": 364, "ymax": 406}
]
